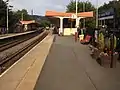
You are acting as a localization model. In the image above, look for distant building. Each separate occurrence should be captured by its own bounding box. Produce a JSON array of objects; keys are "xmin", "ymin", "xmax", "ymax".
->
[
  {"xmin": 15, "ymin": 20, "xmax": 39, "ymax": 33},
  {"xmin": 45, "ymin": 10, "xmax": 93, "ymax": 36}
]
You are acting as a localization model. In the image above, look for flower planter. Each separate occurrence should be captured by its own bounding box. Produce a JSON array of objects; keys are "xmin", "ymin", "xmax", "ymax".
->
[
  {"xmin": 100, "ymin": 52, "xmax": 119, "ymax": 68},
  {"xmin": 90, "ymin": 47, "xmax": 119, "ymax": 68},
  {"xmin": 110, "ymin": 52, "xmax": 119, "ymax": 68},
  {"xmin": 100, "ymin": 52, "xmax": 111, "ymax": 68}
]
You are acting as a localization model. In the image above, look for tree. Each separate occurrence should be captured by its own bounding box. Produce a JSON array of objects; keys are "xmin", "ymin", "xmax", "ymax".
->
[
  {"xmin": 98, "ymin": 0, "xmax": 120, "ymax": 28},
  {"xmin": 99, "ymin": 0, "xmax": 120, "ymax": 17},
  {"xmin": 40, "ymin": 20, "xmax": 51, "ymax": 27},
  {"xmin": 0, "ymin": 0, "xmax": 7, "ymax": 27},
  {"xmin": 0, "ymin": 0, "xmax": 33, "ymax": 33},
  {"xmin": 14, "ymin": 9, "xmax": 32, "ymax": 21},
  {"xmin": 8, "ymin": 11, "xmax": 19, "ymax": 33},
  {"xmin": 0, "ymin": 0, "xmax": 19, "ymax": 32},
  {"xmin": 66, "ymin": 0, "xmax": 96, "ymax": 28}
]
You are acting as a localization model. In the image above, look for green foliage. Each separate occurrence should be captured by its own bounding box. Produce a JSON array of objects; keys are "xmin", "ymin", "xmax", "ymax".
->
[
  {"xmin": 85, "ymin": 18, "xmax": 96, "ymax": 28},
  {"xmin": 0, "ymin": 0, "xmax": 7, "ymax": 26},
  {"xmin": 8, "ymin": 11, "xmax": 19, "ymax": 33},
  {"xmin": 14, "ymin": 9, "xmax": 32, "ymax": 21},
  {"xmin": 0, "ymin": 0, "xmax": 33, "ymax": 33},
  {"xmin": 99, "ymin": 0, "xmax": 120, "ymax": 18},
  {"xmin": 40, "ymin": 20, "xmax": 51, "ymax": 27},
  {"xmin": 66, "ymin": 0, "xmax": 96, "ymax": 28},
  {"xmin": 0, "ymin": 0, "xmax": 18, "ymax": 33}
]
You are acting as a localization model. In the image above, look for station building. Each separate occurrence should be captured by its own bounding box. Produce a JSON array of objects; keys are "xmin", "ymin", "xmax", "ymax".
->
[
  {"xmin": 45, "ymin": 10, "xmax": 93, "ymax": 36},
  {"xmin": 20, "ymin": 20, "xmax": 39, "ymax": 31}
]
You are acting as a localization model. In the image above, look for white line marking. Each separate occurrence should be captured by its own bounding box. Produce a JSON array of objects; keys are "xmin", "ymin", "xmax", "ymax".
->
[{"xmin": 0, "ymin": 35, "xmax": 49, "ymax": 78}]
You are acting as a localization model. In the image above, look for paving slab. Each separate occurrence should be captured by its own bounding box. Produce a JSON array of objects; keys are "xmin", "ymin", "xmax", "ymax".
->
[
  {"xmin": 34, "ymin": 35, "xmax": 120, "ymax": 90},
  {"xmin": 34, "ymin": 36, "xmax": 96, "ymax": 90},
  {"xmin": 0, "ymin": 34, "xmax": 54, "ymax": 90}
]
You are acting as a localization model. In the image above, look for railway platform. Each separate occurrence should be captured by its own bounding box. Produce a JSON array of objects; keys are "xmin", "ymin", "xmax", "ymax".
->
[
  {"xmin": 34, "ymin": 35, "xmax": 120, "ymax": 90},
  {"xmin": 0, "ymin": 34, "xmax": 54, "ymax": 90},
  {"xmin": 0, "ymin": 31, "xmax": 37, "ymax": 40},
  {"xmin": 0, "ymin": 35, "xmax": 120, "ymax": 90}
]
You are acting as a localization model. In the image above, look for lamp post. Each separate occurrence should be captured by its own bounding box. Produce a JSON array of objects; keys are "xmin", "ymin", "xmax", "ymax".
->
[
  {"xmin": 6, "ymin": 1, "xmax": 13, "ymax": 34},
  {"xmin": 110, "ymin": 0, "xmax": 117, "ymax": 68},
  {"xmin": 6, "ymin": 0, "xmax": 10, "ymax": 34},
  {"xmin": 96, "ymin": 0, "xmax": 98, "ymax": 28},
  {"xmin": 83, "ymin": 0, "xmax": 90, "ymax": 28},
  {"xmin": 76, "ymin": 0, "xmax": 78, "ymax": 28},
  {"xmin": 83, "ymin": 2, "xmax": 85, "ymax": 28},
  {"xmin": 7, "ymin": 4, "xmax": 9, "ymax": 34},
  {"xmin": 74, "ymin": 0, "xmax": 78, "ymax": 42}
]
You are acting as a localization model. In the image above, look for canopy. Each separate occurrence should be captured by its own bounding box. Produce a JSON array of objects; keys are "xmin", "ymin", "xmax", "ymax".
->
[{"xmin": 45, "ymin": 11, "xmax": 93, "ymax": 18}]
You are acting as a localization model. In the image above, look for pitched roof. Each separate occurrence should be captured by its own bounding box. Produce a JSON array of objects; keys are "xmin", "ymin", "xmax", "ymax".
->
[{"xmin": 20, "ymin": 20, "xmax": 35, "ymax": 25}]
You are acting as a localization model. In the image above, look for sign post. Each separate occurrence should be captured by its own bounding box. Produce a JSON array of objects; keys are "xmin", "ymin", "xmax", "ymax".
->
[{"xmin": 71, "ymin": 14, "xmax": 78, "ymax": 42}]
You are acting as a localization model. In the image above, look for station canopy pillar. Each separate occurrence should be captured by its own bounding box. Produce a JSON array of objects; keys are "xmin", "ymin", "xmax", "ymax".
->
[
  {"xmin": 45, "ymin": 11, "xmax": 93, "ymax": 36},
  {"xmin": 59, "ymin": 17, "xmax": 63, "ymax": 35}
]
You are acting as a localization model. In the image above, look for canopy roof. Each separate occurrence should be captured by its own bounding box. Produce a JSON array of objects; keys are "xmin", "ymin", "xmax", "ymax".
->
[{"xmin": 45, "ymin": 11, "xmax": 93, "ymax": 18}]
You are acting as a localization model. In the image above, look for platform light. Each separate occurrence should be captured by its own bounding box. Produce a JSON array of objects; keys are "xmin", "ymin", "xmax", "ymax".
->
[
  {"xmin": 76, "ymin": 0, "xmax": 78, "ymax": 28},
  {"xmin": 6, "ymin": 0, "xmax": 13, "ymax": 34},
  {"xmin": 96, "ymin": 0, "xmax": 98, "ymax": 28}
]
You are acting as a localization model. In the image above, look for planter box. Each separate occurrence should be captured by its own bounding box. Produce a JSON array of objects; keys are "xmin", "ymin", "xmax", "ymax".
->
[
  {"xmin": 90, "ymin": 47, "xmax": 119, "ymax": 68},
  {"xmin": 100, "ymin": 52, "xmax": 119, "ymax": 68},
  {"xmin": 100, "ymin": 52, "xmax": 111, "ymax": 68},
  {"xmin": 110, "ymin": 52, "xmax": 119, "ymax": 68}
]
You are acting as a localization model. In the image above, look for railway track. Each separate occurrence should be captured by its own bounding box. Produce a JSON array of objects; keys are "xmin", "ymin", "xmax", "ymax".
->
[
  {"xmin": 0, "ymin": 31, "xmax": 48, "ymax": 74},
  {"xmin": 0, "ymin": 30, "xmax": 43, "ymax": 52}
]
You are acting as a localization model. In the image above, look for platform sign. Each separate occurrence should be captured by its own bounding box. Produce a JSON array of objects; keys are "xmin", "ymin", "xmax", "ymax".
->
[
  {"xmin": 71, "ymin": 14, "xmax": 77, "ymax": 19},
  {"xmin": 99, "ymin": 8, "xmax": 114, "ymax": 20}
]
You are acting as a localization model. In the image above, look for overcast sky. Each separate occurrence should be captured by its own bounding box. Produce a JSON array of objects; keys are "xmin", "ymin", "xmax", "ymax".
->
[{"xmin": 7, "ymin": 0, "xmax": 112, "ymax": 16}]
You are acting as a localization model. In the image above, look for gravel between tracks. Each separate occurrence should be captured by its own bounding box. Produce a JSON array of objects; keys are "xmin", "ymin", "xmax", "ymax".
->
[{"xmin": 0, "ymin": 32, "xmax": 44, "ymax": 62}]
